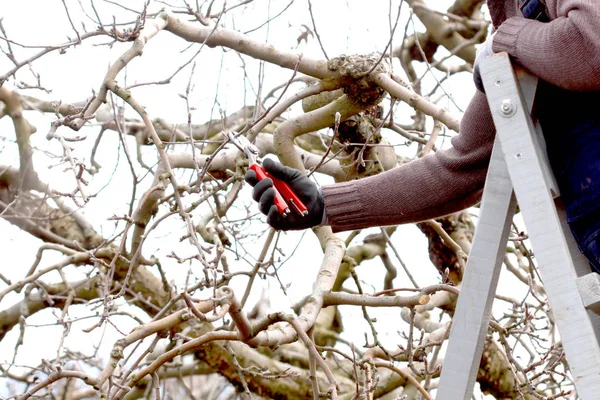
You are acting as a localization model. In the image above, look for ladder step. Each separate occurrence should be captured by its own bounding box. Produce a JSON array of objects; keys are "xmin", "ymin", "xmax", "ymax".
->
[{"xmin": 576, "ymin": 273, "xmax": 600, "ymax": 315}]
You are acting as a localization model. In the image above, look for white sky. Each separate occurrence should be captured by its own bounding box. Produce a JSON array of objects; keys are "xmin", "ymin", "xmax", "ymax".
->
[{"xmin": 0, "ymin": 1, "xmax": 524, "ymax": 398}]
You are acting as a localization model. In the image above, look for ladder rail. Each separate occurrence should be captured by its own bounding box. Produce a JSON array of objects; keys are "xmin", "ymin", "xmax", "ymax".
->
[
  {"xmin": 436, "ymin": 138, "xmax": 517, "ymax": 400},
  {"xmin": 437, "ymin": 53, "xmax": 600, "ymax": 399},
  {"xmin": 482, "ymin": 53, "xmax": 600, "ymax": 400}
]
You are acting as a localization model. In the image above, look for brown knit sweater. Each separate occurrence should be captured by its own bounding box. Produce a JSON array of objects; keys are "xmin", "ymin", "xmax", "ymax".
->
[{"xmin": 322, "ymin": 0, "xmax": 600, "ymax": 232}]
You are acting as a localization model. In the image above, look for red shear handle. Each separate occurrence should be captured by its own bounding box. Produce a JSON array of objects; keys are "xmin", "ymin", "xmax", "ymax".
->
[
  {"xmin": 269, "ymin": 175, "xmax": 309, "ymax": 216},
  {"xmin": 249, "ymin": 164, "xmax": 290, "ymax": 216}
]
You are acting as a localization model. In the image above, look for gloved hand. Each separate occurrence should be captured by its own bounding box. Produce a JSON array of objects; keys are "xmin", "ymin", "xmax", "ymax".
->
[
  {"xmin": 473, "ymin": 31, "xmax": 496, "ymax": 93},
  {"xmin": 244, "ymin": 158, "xmax": 325, "ymax": 231}
]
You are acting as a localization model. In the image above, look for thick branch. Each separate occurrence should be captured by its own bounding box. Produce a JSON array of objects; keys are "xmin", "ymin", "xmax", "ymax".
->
[
  {"xmin": 0, "ymin": 277, "xmax": 101, "ymax": 342},
  {"xmin": 0, "ymin": 87, "xmax": 38, "ymax": 188},
  {"xmin": 323, "ymin": 285, "xmax": 459, "ymax": 308},
  {"xmin": 163, "ymin": 13, "xmax": 331, "ymax": 81},
  {"xmin": 372, "ymin": 73, "xmax": 461, "ymax": 132},
  {"xmin": 274, "ymin": 94, "xmax": 364, "ymax": 172}
]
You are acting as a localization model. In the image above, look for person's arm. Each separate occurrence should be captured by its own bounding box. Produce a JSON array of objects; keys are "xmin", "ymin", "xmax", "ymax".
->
[
  {"xmin": 493, "ymin": 0, "xmax": 600, "ymax": 91},
  {"xmin": 322, "ymin": 90, "xmax": 496, "ymax": 233}
]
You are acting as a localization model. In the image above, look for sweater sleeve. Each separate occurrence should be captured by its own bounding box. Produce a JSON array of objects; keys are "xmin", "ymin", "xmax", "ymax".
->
[
  {"xmin": 322, "ymin": 90, "xmax": 496, "ymax": 233},
  {"xmin": 493, "ymin": 1, "xmax": 600, "ymax": 91}
]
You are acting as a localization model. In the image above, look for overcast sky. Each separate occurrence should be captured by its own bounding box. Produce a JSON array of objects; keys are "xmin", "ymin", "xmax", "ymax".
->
[{"xmin": 0, "ymin": 2, "xmax": 512, "ymax": 398}]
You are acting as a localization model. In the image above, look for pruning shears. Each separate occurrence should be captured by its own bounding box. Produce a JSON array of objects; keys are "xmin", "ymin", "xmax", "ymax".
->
[{"xmin": 227, "ymin": 132, "xmax": 308, "ymax": 218}]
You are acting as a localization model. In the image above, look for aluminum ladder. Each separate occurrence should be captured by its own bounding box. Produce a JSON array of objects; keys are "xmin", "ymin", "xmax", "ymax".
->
[{"xmin": 436, "ymin": 53, "xmax": 600, "ymax": 400}]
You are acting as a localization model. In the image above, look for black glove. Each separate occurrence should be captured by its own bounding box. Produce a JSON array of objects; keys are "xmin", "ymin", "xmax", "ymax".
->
[
  {"xmin": 244, "ymin": 158, "xmax": 325, "ymax": 231},
  {"xmin": 473, "ymin": 63, "xmax": 485, "ymax": 93}
]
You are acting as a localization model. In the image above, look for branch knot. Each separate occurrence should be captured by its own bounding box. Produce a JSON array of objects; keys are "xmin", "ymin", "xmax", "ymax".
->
[{"xmin": 327, "ymin": 53, "xmax": 389, "ymax": 105}]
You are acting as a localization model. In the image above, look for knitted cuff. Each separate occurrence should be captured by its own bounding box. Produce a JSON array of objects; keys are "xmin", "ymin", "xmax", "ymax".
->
[
  {"xmin": 493, "ymin": 17, "xmax": 531, "ymax": 61},
  {"xmin": 321, "ymin": 182, "xmax": 364, "ymax": 229}
]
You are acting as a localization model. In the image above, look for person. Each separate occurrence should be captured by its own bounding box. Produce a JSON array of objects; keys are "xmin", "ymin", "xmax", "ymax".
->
[{"xmin": 245, "ymin": 0, "xmax": 600, "ymax": 271}]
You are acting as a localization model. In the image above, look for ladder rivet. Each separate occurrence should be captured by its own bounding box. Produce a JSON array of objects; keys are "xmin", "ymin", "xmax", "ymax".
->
[
  {"xmin": 495, "ymin": 79, "xmax": 502, "ymax": 86},
  {"xmin": 500, "ymin": 99, "xmax": 515, "ymax": 116},
  {"xmin": 515, "ymin": 152, "xmax": 523, "ymax": 159}
]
